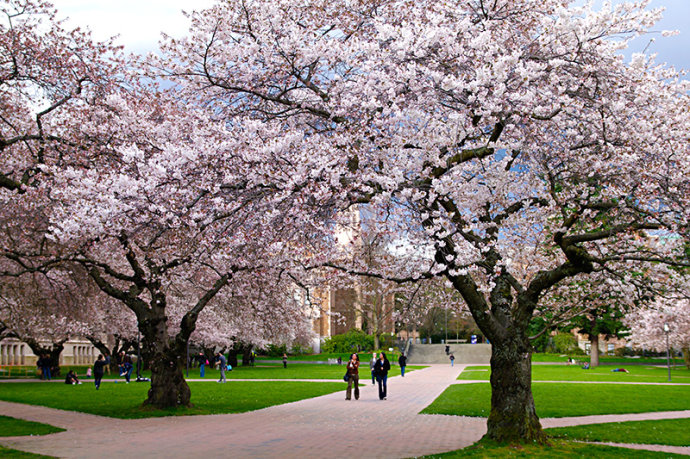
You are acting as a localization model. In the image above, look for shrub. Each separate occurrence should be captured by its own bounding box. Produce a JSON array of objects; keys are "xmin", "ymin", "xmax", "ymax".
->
[
  {"xmin": 553, "ymin": 332, "xmax": 579, "ymax": 354},
  {"xmin": 321, "ymin": 329, "xmax": 374, "ymax": 353},
  {"xmin": 263, "ymin": 344, "xmax": 288, "ymax": 357}
]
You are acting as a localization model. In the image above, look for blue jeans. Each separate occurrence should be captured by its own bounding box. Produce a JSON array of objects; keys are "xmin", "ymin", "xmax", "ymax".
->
[
  {"xmin": 123, "ymin": 363, "xmax": 133, "ymax": 382},
  {"xmin": 199, "ymin": 364, "xmax": 205, "ymax": 377},
  {"xmin": 371, "ymin": 370, "xmax": 375, "ymax": 384},
  {"xmin": 400, "ymin": 366, "xmax": 406, "ymax": 377},
  {"xmin": 376, "ymin": 374, "xmax": 387, "ymax": 399},
  {"xmin": 42, "ymin": 367, "xmax": 51, "ymax": 380}
]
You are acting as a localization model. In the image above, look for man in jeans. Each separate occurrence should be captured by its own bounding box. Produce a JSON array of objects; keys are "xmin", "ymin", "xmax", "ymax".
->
[
  {"xmin": 216, "ymin": 352, "xmax": 227, "ymax": 383},
  {"xmin": 369, "ymin": 353, "xmax": 377, "ymax": 385},
  {"xmin": 196, "ymin": 352, "xmax": 206, "ymax": 377},
  {"xmin": 398, "ymin": 352, "xmax": 407, "ymax": 377}
]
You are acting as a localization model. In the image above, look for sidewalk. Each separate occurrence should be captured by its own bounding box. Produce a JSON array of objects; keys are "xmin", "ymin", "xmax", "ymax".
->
[
  {"xmin": 1, "ymin": 365, "xmax": 689, "ymax": 458},
  {"xmin": 0, "ymin": 364, "xmax": 487, "ymax": 458}
]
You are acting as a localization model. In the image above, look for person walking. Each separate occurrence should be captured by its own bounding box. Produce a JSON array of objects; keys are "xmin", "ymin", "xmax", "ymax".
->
[
  {"xmin": 369, "ymin": 353, "xmax": 377, "ymax": 385},
  {"xmin": 37, "ymin": 354, "xmax": 51, "ymax": 380},
  {"xmin": 196, "ymin": 352, "xmax": 206, "ymax": 377},
  {"xmin": 93, "ymin": 354, "xmax": 110, "ymax": 390},
  {"xmin": 449, "ymin": 353, "xmax": 455, "ymax": 366},
  {"xmin": 345, "ymin": 353, "xmax": 360, "ymax": 400},
  {"xmin": 398, "ymin": 352, "xmax": 407, "ymax": 377},
  {"xmin": 282, "ymin": 353, "xmax": 288, "ymax": 368},
  {"xmin": 216, "ymin": 352, "xmax": 227, "ymax": 383},
  {"xmin": 374, "ymin": 352, "xmax": 390, "ymax": 400}
]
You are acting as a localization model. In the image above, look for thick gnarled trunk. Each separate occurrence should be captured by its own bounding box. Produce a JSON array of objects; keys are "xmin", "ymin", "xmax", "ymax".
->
[
  {"xmin": 486, "ymin": 334, "xmax": 545, "ymax": 443},
  {"xmin": 139, "ymin": 310, "xmax": 191, "ymax": 408},
  {"xmin": 145, "ymin": 353, "xmax": 191, "ymax": 408}
]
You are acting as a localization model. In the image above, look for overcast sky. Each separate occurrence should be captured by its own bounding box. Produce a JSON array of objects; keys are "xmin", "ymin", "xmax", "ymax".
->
[{"xmin": 51, "ymin": 0, "xmax": 688, "ymax": 70}]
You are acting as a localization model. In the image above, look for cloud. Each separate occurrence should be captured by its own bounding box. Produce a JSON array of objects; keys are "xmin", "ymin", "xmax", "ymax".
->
[{"xmin": 52, "ymin": 0, "xmax": 215, "ymax": 53}]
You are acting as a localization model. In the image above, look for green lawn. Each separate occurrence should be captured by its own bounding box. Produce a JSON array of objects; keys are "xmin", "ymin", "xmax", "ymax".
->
[
  {"xmin": 159, "ymin": 363, "xmax": 423, "ymax": 380},
  {"xmin": 0, "ymin": 365, "xmax": 95, "ymax": 380},
  {"xmin": 257, "ymin": 352, "xmax": 381, "ymax": 361},
  {"xmin": 0, "ymin": 446, "xmax": 54, "ymax": 458},
  {"xmin": 421, "ymin": 383, "xmax": 690, "ymax": 418},
  {"xmin": 419, "ymin": 438, "xmax": 685, "ymax": 458},
  {"xmin": 546, "ymin": 418, "xmax": 690, "ymax": 447},
  {"xmin": 0, "ymin": 415, "xmax": 64, "ymax": 437},
  {"xmin": 459, "ymin": 365, "xmax": 690, "ymax": 383},
  {"xmin": 0, "ymin": 381, "xmax": 345, "ymax": 419},
  {"xmin": 532, "ymin": 353, "xmax": 685, "ymax": 366}
]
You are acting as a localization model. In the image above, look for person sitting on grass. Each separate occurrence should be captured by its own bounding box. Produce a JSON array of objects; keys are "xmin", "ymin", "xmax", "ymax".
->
[{"xmin": 64, "ymin": 369, "xmax": 81, "ymax": 385}]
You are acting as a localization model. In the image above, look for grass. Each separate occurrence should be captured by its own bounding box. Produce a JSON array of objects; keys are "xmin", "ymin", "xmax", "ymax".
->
[
  {"xmin": 458, "ymin": 364, "xmax": 690, "ymax": 383},
  {"xmin": 0, "ymin": 380, "xmax": 346, "ymax": 419},
  {"xmin": 0, "ymin": 415, "xmax": 64, "ymax": 437},
  {"xmin": 418, "ymin": 438, "xmax": 685, "ymax": 458},
  {"xmin": 531, "ymin": 353, "xmax": 685, "ymax": 365},
  {"xmin": 421, "ymin": 383, "xmax": 690, "ymax": 418},
  {"xmin": 546, "ymin": 418, "xmax": 690, "ymax": 446},
  {"xmin": 0, "ymin": 446, "xmax": 54, "ymax": 458},
  {"xmin": 0, "ymin": 365, "xmax": 93, "ymax": 380},
  {"xmin": 257, "ymin": 352, "xmax": 380, "ymax": 361},
  {"xmin": 154, "ymin": 363, "xmax": 424, "ymax": 380}
]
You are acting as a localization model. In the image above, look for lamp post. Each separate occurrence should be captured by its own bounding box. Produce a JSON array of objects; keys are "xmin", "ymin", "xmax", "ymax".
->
[
  {"xmin": 444, "ymin": 307, "xmax": 448, "ymax": 344},
  {"xmin": 663, "ymin": 322, "xmax": 671, "ymax": 382},
  {"xmin": 135, "ymin": 330, "xmax": 143, "ymax": 381}
]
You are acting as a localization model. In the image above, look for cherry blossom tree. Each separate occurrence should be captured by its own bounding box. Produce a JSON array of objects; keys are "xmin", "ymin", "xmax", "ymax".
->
[
  {"xmin": 161, "ymin": 0, "xmax": 690, "ymax": 441},
  {"xmin": 626, "ymin": 296, "xmax": 690, "ymax": 369},
  {"xmin": 0, "ymin": 0, "xmax": 122, "ymax": 196},
  {"xmin": 0, "ymin": 265, "xmax": 96, "ymax": 373},
  {"xmin": 2, "ymin": 0, "xmax": 323, "ymax": 408}
]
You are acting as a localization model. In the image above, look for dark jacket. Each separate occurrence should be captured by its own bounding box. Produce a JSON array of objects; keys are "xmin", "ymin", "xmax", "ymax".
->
[
  {"xmin": 93, "ymin": 356, "xmax": 110, "ymax": 375},
  {"xmin": 398, "ymin": 355, "xmax": 407, "ymax": 367},
  {"xmin": 374, "ymin": 358, "xmax": 390, "ymax": 377},
  {"xmin": 346, "ymin": 359, "xmax": 359, "ymax": 376}
]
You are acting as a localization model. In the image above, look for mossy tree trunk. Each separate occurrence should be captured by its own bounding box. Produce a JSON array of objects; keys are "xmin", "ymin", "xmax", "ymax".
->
[{"xmin": 486, "ymin": 331, "xmax": 545, "ymax": 442}]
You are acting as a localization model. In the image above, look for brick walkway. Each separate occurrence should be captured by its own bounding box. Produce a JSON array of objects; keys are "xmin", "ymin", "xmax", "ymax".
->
[{"xmin": 0, "ymin": 365, "xmax": 689, "ymax": 458}]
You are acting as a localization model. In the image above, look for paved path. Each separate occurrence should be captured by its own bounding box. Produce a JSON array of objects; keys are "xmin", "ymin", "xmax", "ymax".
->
[
  {"xmin": 0, "ymin": 365, "xmax": 487, "ymax": 458},
  {"xmin": 0, "ymin": 365, "xmax": 689, "ymax": 458}
]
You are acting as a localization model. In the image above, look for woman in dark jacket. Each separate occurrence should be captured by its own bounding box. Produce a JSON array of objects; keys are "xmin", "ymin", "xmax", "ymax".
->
[
  {"xmin": 345, "ymin": 353, "xmax": 360, "ymax": 400},
  {"xmin": 93, "ymin": 354, "xmax": 110, "ymax": 390},
  {"xmin": 373, "ymin": 352, "xmax": 391, "ymax": 400}
]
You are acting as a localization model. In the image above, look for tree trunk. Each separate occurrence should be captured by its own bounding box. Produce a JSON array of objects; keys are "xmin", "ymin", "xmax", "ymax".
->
[
  {"xmin": 23, "ymin": 338, "xmax": 65, "ymax": 377},
  {"xmin": 682, "ymin": 347, "xmax": 690, "ymax": 370},
  {"xmin": 145, "ymin": 353, "xmax": 191, "ymax": 408},
  {"xmin": 590, "ymin": 334, "xmax": 600, "ymax": 367},
  {"xmin": 241, "ymin": 346, "xmax": 252, "ymax": 366},
  {"xmin": 139, "ymin": 313, "xmax": 191, "ymax": 408},
  {"xmin": 486, "ymin": 334, "xmax": 545, "ymax": 443},
  {"xmin": 227, "ymin": 350, "xmax": 239, "ymax": 367}
]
